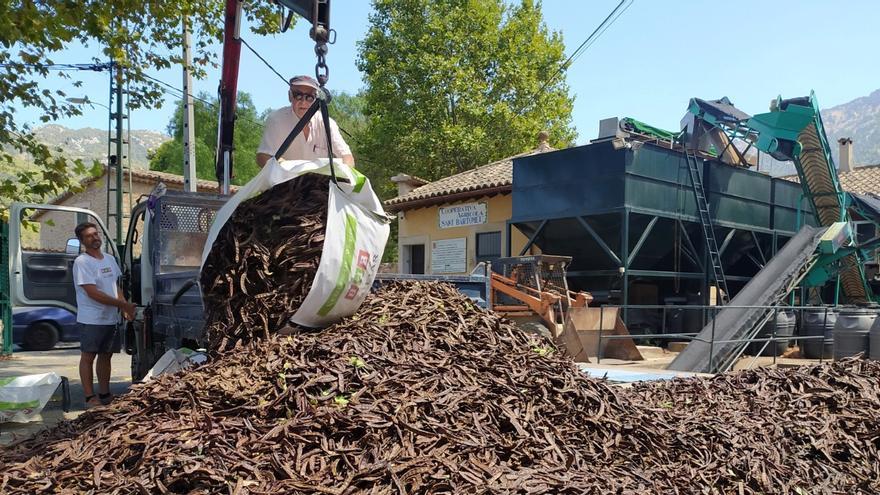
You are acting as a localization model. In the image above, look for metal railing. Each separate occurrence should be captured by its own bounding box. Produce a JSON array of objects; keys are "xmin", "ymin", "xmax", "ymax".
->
[{"xmin": 593, "ymin": 303, "xmax": 837, "ymax": 373}]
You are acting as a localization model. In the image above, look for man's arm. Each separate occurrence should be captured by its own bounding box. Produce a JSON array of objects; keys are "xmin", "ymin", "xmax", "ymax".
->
[
  {"xmin": 117, "ymin": 283, "xmax": 135, "ymax": 321},
  {"xmin": 82, "ymin": 284, "xmax": 126, "ymax": 308},
  {"xmin": 256, "ymin": 110, "xmax": 280, "ymax": 168},
  {"xmin": 328, "ymin": 120, "xmax": 355, "ymax": 166},
  {"xmin": 81, "ymin": 284, "xmax": 135, "ymax": 320}
]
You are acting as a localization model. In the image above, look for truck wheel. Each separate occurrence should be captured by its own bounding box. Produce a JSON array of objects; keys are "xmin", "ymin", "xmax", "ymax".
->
[{"xmin": 23, "ymin": 322, "xmax": 60, "ymax": 351}]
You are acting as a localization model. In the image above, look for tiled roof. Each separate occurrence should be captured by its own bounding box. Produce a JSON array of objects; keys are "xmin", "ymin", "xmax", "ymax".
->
[
  {"xmin": 47, "ymin": 167, "xmax": 237, "ymax": 206},
  {"xmin": 781, "ymin": 164, "xmax": 880, "ymax": 194},
  {"xmin": 385, "ymin": 144, "xmax": 554, "ymax": 211}
]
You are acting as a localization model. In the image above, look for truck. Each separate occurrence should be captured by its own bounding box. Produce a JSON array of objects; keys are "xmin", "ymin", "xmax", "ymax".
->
[
  {"xmin": 6, "ymin": 0, "xmax": 333, "ymax": 380},
  {"xmin": 8, "ymin": 189, "xmax": 227, "ymax": 379}
]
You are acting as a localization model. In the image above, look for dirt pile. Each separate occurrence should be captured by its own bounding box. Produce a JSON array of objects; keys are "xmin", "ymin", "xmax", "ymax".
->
[
  {"xmin": 619, "ymin": 359, "xmax": 880, "ymax": 493},
  {"xmin": 3, "ymin": 280, "xmax": 880, "ymax": 493},
  {"xmin": 0, "ymin": 281, "xmax": 633, "ymax": 493}
]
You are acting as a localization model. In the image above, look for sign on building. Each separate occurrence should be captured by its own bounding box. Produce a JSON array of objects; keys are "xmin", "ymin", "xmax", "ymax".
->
[
  {"xmin": 438, "ymin": 203, "xmax": 487, "ymax": 229},
  {"xmin": 431, "ymin": 237, "xmax": 467, "ymax": 273}
]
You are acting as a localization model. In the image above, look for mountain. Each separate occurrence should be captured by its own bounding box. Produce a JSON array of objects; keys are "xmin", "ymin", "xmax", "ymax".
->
[
  {"xmin": 822, "ymin": 89, "xmax": 880, "ymax": 167},
  {"xmin": 27, "ymin": 124, "xmax": 170, "ymax": 169},
  {"xmin": 752, "ymin": 89, "xmax": 880, "ymax": 176}
]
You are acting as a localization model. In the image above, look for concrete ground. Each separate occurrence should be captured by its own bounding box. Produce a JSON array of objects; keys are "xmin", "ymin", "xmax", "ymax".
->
[
  {"xmin": 0, "ymin": 343, "xmax": 132, "ymax": 446},
  {"xmin": 584, "ymin": 344, "xmax": 829, "ymax": 377}
]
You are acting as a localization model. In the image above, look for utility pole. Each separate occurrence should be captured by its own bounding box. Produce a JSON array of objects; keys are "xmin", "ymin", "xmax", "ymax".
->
[
  {"xmin": 182, "ymin": 17, "xmax": 197, "ymax": 192},
  {"xmin": 106, "ymin": 61, "xmax": 127, "ymax": 244}
]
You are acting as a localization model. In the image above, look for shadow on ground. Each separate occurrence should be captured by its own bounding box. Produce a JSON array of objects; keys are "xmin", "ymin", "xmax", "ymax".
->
[{"xmin": 0, "ymin": 347, "xmax": 132, "ymax": 446}]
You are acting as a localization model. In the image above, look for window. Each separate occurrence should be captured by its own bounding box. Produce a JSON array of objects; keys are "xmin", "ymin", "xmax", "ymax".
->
[
  {"xmin": 475, "ymin": 231, "xmax": 501, "ymax": 264},
  {"xmin": 75, "ymin": 211, "xmax": 90, "ymax": 227}
]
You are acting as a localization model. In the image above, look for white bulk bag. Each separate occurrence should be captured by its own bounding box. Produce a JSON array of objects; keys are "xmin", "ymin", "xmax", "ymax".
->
[
  {"xmin": 0, "ymin": 372, "xmax": 62, "ymax": 423},
  {"xmin": 200, "ymin": 158, "xmax": 391, "ymax": 328},
  {"xmin": 143, "ymin": 347, "xmax": 208, "ymax": 381}
]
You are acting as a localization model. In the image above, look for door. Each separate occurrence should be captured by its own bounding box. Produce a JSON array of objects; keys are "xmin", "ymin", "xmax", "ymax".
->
[
  {"xmin": 404, "ymin": 244, "xmax": 425, "ymax": 274},
  {"xmin": 121, "ymin": 203, "xmax": 151, "ymax": 306},
  {"xmin": 9, "ymin": 203, "xmax": 119, "ymax": 313}
]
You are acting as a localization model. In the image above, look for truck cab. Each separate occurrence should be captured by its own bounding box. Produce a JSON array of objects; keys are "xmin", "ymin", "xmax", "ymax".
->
[{"xmin": 7, "ymin": 186, "xmax": 227, "ymax": 380}]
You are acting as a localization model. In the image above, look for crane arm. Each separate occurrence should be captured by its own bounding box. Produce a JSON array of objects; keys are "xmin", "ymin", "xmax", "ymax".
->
[{"xmin": 214, "ymin": 0, "xmax": 332, "ymax": 193}]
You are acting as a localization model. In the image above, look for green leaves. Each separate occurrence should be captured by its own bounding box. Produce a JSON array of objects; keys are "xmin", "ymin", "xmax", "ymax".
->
[
  {"xmin": 1, "ymin": 1, "xmax": 287, "ymax": 214},
  {"xmin": 149, "ymin": 91, "xmax": 264, "ymax": 186},
  {"xmin": 357, "ymin": 0, "xmax": 576, "ymax": 190}
]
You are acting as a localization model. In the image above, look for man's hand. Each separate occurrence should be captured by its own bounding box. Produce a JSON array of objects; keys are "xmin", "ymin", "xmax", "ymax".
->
[{"xmin": 121, "ymin": 302, "xmax": 136, "ymax": 321}]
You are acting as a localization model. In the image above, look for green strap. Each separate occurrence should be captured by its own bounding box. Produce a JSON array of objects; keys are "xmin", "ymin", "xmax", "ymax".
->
[
  {"xmin": 349, "ymin": 168, "xmax": 367, "ymax": 193},
  {"xmin": 317, "ymin": 214, "xmax": 358, "ymax": 317},
  {"xmin": 0, "ymin": 399, "xmax": 40, "ymax": 410}
]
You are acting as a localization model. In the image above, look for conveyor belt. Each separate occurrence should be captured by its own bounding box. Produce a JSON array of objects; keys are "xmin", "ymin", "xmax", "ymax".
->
[
  {"xmin": 796, "ymin": 122, "xmax": 868, "ymax": 301},
  {"xmin": 668, "ymin": 225, "xmax": 826, "ymax": 373}
]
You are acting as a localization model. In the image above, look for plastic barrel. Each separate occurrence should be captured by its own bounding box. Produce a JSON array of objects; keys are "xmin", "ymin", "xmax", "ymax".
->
[
  {"xmin": 833, "ymin": 307, "xmax": 877, "ymax": 361},
  {"xmin": 747, "ymin": 309, "xmax": 796, "ymax": 357},
  {"xmin": 801, "ymin": 307, "xmax": 837, "ymax": 359}
]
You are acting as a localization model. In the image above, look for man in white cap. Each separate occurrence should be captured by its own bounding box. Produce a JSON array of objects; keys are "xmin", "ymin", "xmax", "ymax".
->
[{"xmin": 256, "ymin": 75, "xmax": 354, "ymax": 168}]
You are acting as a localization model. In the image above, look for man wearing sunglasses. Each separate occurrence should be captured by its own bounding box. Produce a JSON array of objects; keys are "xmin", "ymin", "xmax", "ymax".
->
[{"xmin": 256, "ymin": 75, "xmax": 354, "ymax": 168}]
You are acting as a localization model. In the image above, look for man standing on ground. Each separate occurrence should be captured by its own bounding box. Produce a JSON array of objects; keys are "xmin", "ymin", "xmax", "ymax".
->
[
  {"xmin": 72, "ymin": 222, "xmax": 135, "ymax": 408},
  {"xmin": 256, "ymin": 75, "xmax": 354, "ymax": 167}
]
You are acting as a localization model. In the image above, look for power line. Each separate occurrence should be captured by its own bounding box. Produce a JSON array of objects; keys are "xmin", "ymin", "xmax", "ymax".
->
[
  {"xmin": 240, "ymin": 37, "xmax": 288, "ymax": 84},
  {"xmin": 140, "ymin": 72, "xmax": 265, "ymax": 129},
  {"xmin": 145, "ymin": 58, "xmax": 368, "ymax": 159},
  {"xmin": 527, "ymin": 0, "xmax": 633, "ymax": 105},
  {"xmin": 234, "ymin": 35, "xmax": 366, "ymax": 144},
  {"xmin": 136, "ymin": 72, "xmax": 382, "ymax": 174},
  {"xmin": 0, "ymin": 62, "xmax": 111, "ymax": 71}
]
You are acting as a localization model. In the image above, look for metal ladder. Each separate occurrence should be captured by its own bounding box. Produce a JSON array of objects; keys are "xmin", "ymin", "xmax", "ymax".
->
[{"xmin": 684, "ymin": 148, "xmax": 730, "ymax": 304}]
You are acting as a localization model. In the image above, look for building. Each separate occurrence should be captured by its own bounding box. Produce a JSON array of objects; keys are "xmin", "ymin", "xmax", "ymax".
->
[
  {"xmin": 29, "ymin": 168, "xmax": 233, "ymax": 252},
  {"xmin": 385, "ymin": 134, "xmax": 554, "ymax": 274}
]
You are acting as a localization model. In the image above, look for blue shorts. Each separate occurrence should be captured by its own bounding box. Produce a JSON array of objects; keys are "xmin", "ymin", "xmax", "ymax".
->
[{"xmin": 78, "ymin": 323, "xmax": 118, "ymax": 354}]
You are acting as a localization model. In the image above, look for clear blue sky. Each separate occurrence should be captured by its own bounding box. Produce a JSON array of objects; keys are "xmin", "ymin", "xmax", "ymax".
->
[{"xmin": 17, "ymin": 1, "xmax": 880, "ymax": 146}]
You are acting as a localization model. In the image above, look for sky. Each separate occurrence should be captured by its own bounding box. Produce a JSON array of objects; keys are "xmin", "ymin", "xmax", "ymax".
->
[{"xmin": 14, "ymin": 0, "xmax": 880, "ymax": 146}]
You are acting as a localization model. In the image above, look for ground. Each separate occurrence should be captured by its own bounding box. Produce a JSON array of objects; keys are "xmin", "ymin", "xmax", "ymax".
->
[{"xmin": 0, "ymin": 343, "xmax": 131, "ymax": 446}]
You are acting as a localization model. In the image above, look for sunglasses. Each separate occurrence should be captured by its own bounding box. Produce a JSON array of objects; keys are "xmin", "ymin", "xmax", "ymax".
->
[{"xmin": 290, "ymin": 90, "xmax": 317, "ymax": 103}]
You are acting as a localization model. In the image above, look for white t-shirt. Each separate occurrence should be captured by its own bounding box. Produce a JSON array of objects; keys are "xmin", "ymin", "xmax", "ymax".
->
[
  {"xmin": 257, "ymin": 106, "xmax": 352, "ymax": 162},
  {"xmin": 72, "ymin": 253, "xmax": 122, "ymax": 325}
]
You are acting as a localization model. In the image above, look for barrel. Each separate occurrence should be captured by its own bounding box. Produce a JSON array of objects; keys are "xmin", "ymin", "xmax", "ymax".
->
[
  {"xmin": 800, "ymin": 307, "xmax": 837, "ymax": 359},
  {"xmin": 833, "ymin": 307, "xmax": 877, "ymax": 361},
  {"xmin": 747, "ymin": 309, "xmax": 796, "ymax": 357}
]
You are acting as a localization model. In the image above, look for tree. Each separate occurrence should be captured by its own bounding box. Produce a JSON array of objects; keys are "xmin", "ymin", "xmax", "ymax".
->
[
  {"xmin": 328, "ymin": 91, "xmax": 368, "ymax": 159},
  {"xmin": 357, "ymin": 0, "xmax": 576, "ymax": 191},
  {"xmin": 325, "ymin": 90, "xmax": 399, "ymax": 262},
  {"xmin": 150, "ymin": 91, "xmax": 264, "ymax": 185},
  {"xmin": 0, "ymin": 1, "xmax": 286, "ymax": 218}
]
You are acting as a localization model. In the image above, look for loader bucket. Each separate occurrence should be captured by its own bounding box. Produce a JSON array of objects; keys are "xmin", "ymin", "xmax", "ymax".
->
[{"xmin": 559, "ymin": 307, "xmax": 643, "ymax": 362}]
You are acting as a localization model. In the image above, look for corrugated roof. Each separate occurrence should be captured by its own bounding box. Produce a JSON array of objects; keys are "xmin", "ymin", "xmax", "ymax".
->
[
  {"xmin": 385, "ymin": 143, "xmax": 554, "ymax": 212},
  {"xmin": 781, "ymin": 164, "xmax": 880, "ymax": 194}
]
